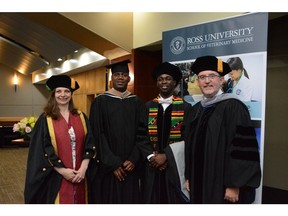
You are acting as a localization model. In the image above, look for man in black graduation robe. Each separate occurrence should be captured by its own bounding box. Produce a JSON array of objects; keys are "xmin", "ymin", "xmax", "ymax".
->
[
  {"xmin": 141, "ymin": 62, "xmax": 190, "ymax": 204},
  {"xmin": 183, "ymin": 56, "xmax": 261, "ymax": 204},
  {"xmin": 184, "ymin": 97, "xmax": 261, "ymax": 203},
  {"xmin": 89, "ymin": 60, "xmax": 149, "ymax": 203},
  {"xmin": 143, "ymin": 98, "xmax": 190, "ymax": 203}
]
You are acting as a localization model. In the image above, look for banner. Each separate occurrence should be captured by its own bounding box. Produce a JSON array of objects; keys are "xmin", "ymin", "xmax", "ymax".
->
[{"xmin": 163, "ymin": 12, "xmax": 268, "ymax": 203}]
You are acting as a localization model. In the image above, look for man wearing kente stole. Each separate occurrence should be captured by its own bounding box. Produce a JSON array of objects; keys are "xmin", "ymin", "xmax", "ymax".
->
[{"xmin": 141, "ymin": 62, "xmax": 190, "ymax": 203}]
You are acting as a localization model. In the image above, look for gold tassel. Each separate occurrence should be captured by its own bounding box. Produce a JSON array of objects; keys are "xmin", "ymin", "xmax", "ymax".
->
[
  {"xmin": 71, "ymin": 78, "xmax": 75, "ymax": 89},
  {"xmin": 218, "ymin": 58, "xmax": 223, "ymax": 73}
]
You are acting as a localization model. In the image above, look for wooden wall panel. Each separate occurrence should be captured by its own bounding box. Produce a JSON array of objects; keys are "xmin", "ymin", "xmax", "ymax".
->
[
  {"xmin": 86, "ymin": 70, "xmax": 97, "ymax": 94},
  {"xmin": 133, "ymin": 49, "xmax": 162, "ymax": 103},
  {"xmin": 94, "ymin": 68, "xmax": 106, "ymax": 93},
  {"xmin": 72, "ymin": 94, "xmax": 87, "ymax": 114},
  {"xmin": 71, "ymin": 67, "xmax": 106, "ymax": 115},
  {"xmin": 72, "ymin": 73, "xmax": 86, "ymax": 94}
]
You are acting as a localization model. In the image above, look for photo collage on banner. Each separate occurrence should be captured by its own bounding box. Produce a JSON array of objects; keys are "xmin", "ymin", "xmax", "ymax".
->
[{"xmin": 163, "ymin": 12, "xmax": 268, "ymax": 204}]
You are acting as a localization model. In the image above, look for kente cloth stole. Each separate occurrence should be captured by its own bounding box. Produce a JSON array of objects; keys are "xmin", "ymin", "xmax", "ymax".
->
[{"xmin": 148, "ymin": 96, "xmax": 184, "ymax": 149}]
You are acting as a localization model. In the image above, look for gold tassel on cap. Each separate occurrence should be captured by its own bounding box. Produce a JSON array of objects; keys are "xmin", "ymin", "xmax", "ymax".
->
[
  {"xmin": 71, "ymin": 78, "xmax": 76, "ymax": 89},
  {"xmin": 218, "ymin": 58, "xmax": 223, "ymax": 73}
]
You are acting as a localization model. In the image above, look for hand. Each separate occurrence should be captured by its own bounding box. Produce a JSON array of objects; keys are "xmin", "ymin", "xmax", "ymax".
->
[
  {"xmin": 71, "ymin": 170, "xmax": 85, "ymax": 183},
  {"xmin": 149, "ymin": 153, "xmax": 167, "ymax": 168},
  {"xmin": 71, "ymin": 159, "xmax": 89, "ymax": 183},
  {"xmin": 113, "ymin": 166, "xmax": 127, "ymax": 181},
  {"xmin": 185, "ymin": 180, "xmax": 190, "ymax": 192},
  {"xmin": 158, "ymin": 161, "xmax": 168, "ymax": 171},
  {"xmin": 54, "ymin": 167, "xmax": 76, "ymax": 182},
  {"xmin": 122, "ymin": 160, "xmax": 135, "ymax": 172},
  {"xmin": 224, "ymin": 187, "xmax": 239, "ymax": 203}
]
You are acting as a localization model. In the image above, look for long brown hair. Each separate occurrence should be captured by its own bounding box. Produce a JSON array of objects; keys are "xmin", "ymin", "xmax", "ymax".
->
[{"xmin": 43, "ymin": 90, "xmax": 79, "ymax": 119}]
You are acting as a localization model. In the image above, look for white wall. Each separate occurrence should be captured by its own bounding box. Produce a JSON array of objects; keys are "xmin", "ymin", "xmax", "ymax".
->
[
  {"xmin": 264, "ymin": 57, "xmax": 288, "ymax": 190},
  {"xmin": 133, "ymin": 12, "xmax": 241, "ymax": 48},
  {"xmin": 0, "ymin": 64, "xmax": 48, "ymax": 117}
]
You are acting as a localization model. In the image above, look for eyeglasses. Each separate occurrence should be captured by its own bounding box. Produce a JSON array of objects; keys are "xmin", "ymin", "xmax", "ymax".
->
[{"xmin": 198, "ymin": 74, "xmax": 220, "ymax": 81}]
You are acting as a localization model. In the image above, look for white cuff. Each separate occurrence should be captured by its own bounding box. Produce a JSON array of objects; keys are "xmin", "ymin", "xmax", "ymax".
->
[{"xmin": 147, "ymin": 153, "xmax": 155, "ymax": 161}]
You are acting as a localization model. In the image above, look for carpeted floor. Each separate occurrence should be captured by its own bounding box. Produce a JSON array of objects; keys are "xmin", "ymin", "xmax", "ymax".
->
[
  {"xmin": 0, "ymin": 147, "xmax": 28, "ymax": 204},
  {"xmin": 1, "ymin": 146, "xmax": 287, "ymax": 205}
]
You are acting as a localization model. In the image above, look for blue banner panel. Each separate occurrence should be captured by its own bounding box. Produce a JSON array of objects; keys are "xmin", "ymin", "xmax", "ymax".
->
[
  {"xmin": 162, "ymin": 13, "xmax": 268, "ymax": 204},
  {"xmin": 163, "ymin": 13, "xmax": 268, "ymax": 62}
]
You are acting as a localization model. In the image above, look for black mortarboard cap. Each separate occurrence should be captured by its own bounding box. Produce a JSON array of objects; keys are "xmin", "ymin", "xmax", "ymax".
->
[
  {"xmin": 191, "ymin": 55, "xmax": 231, "ymax": 76},
  {"xmin": 152, "ymin": 62, "xmax": 182, "ymax": 84},
  {"xmin": 46, "ymin": 75, "xmax": 80, "ymax": 92},
  {"xmin": 106, "ymin": 59, "xmax": 131, "ymax": 74}
]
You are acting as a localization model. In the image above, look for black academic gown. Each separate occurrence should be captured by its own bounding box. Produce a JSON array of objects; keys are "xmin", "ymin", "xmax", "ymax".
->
[
  {"xmin": 183, "ymin": 98, "xmax": 261, "ymax": 204},
  {"xmin": 142, "ymin": 99, "xmax": 190, "ymax": 204},
  {"xmin": 89, "ymin": 92, "xmax": 149, "ymax": 204},
  {"xmin": 24, "ymin": 112, "xmax": 96, "ymax": 204}
]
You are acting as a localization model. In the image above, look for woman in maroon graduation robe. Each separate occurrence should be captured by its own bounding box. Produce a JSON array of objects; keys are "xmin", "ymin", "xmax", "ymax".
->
[{"xmin": 24, "ymin": 75, "xmax": 96, "ymax": 204}]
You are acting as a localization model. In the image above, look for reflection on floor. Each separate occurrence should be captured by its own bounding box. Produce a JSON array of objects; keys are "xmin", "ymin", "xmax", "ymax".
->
[{"xmin": 0, "ymin": 147, "xmax": 28, "ymax": 204}]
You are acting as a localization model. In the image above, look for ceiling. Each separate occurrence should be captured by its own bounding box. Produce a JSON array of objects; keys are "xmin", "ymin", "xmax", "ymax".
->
[
  {"xmin": 0, "ymin": 13, "xmax": 85, "ymax": 75},
  {"xmin": 0, "ymin": 12, "xmax": 287, "ymax": 81},
  {"xmin": 0, "ymin": 12, "xmax": 129, "ymax": 83}
]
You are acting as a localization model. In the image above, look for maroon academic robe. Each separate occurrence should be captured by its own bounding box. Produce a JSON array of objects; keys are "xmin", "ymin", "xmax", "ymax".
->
[
  {"xmin": 24, "ymin": 111, "xmax": 96, "ymax": 204},
  {"xmin": 52, "ymin": 113, "xmax": 86, "ymax": 203}
]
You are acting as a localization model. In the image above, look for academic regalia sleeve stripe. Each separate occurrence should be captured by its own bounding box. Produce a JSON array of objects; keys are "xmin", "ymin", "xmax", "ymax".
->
[
  {"xmin": 231, "ymin": 150, "xmax": 260, "ymax": 162},
  {"xmin": 232, "ymin": 126, "xmax": 259, "ymax": 149},
  {"xmin": 54, "ymin": 193, "xmax": 59, "ymax": 204},
  {"xmin": 47, "ymin": 117, "xmax": 58, "ymax": 155},
  {"xmin": 79, "ymin": 111, "xmax": 87, "ymax": 135}
]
